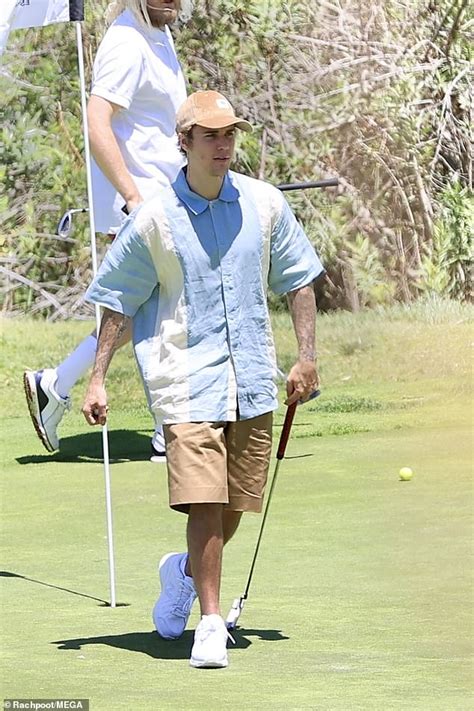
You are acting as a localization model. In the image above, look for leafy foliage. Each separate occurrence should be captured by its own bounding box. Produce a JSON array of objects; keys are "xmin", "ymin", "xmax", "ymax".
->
[
  {"xmin": 419, "ymin": 183, "xmax": 473, "ymax": 298},
  {"xmin": 1, "ymin": 0, "xmax": 472, "ymax": 318}
]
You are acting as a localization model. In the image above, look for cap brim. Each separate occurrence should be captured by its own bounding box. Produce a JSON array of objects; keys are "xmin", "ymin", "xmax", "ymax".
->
[{"xmin": 187, "ymin": 117, "xmax": 253, "ymax": 133}]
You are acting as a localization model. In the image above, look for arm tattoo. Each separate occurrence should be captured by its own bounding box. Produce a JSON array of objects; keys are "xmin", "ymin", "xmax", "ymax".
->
[
  {"xmin": 287, "ymin": 284, "xmax": 316, "ymax": 361},
  {"xmin": 91, "ymin": 309, "xmax": 130, "ymax": 382}
]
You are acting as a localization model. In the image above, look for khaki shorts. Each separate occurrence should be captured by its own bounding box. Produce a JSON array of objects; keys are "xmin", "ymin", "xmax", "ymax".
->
[{"xmin": 163, "ymin": 412, "xmax": 273, "ymax": 514}]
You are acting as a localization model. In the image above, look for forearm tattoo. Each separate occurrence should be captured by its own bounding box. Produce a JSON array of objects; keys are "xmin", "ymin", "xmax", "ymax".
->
[
  {"xmin": 287, "ymin": 285, "xmax": 316, "ymax": 361},
  {"xmin": 92, "ymin": 310, "xmax": 130, "ymax": 381}
]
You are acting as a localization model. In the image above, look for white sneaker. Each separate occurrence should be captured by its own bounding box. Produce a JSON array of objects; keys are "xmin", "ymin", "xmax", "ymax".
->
[
  {"xmin": 150, "ymin": 427, "xmax": 166, "ymax": 463},
  {"xmin": 152, "ymin": 553, "xmax": 197, "ymax": 639},
  {"xmin": 190, "ymin": 614, "xmax": 230, "ymax": 668},
  {"xmin": 23, "ymin": 369, "xmax": 71, "ymax": 452}
]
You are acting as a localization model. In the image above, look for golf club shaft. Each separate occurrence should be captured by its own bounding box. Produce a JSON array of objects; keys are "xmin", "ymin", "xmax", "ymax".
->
[
  {"xmin": 242, "ymin": 458, "xmax": 282, "ymax": 600},
  {"xmin": 277, "ymin": 178, "xmax": 339, "ymax": 192},
  {"xmin": 242, "ymin": 402, "xmax": 298, "ymax": 600}
]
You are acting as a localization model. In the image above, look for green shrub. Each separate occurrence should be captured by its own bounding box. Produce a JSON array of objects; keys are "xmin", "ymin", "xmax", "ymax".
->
[{"xmin": 1, "ymin": 0, "xmax": 471, "ymax": 317}]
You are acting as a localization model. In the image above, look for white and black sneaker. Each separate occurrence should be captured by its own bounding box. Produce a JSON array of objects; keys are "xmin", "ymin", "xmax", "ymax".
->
[
  {"xmin": 23, "ymin": 369, "xmax": 71, "ymax": 452},
  {"xmin": 150, "ymin": 426, "xmax": 166, "ymax": 463}
]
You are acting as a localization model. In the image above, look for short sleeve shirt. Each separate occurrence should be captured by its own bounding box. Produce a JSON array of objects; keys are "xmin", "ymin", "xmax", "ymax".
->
[
  {"xmin": 90, "ymin": 10, "xmax": 186, "ymax": 232},
  {"xmin": 85, "ymin": 170, "xmax": 325, "ymax": 424}
]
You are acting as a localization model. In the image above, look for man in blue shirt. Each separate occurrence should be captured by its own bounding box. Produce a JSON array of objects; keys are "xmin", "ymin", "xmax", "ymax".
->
[{"xmin": 82, "ymin": 90, "xmax": 324, "ymax": 668}]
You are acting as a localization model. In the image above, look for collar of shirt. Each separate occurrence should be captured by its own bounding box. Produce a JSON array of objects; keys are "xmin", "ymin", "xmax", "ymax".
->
[{"xmin": 172, "ymin": 169, "xmax": 240, "ymax": 215}]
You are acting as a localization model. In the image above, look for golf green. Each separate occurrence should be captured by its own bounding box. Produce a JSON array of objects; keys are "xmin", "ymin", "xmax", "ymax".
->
[{"xmin": 1, "ymin": 304, "xmax": 472, "ymax": 709}]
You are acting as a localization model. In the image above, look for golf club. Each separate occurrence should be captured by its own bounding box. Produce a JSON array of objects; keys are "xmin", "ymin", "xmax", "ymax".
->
[
  {"xmin": 58, "ymin": 178, "xmax": 339, "ymax": 230},
  {"xmin": 120, "ymin": 177, "xmax": 340, "ymax": 214},
  {"xmin": 225, "ymin": 389, "xmax": 320, "ymax": 630}
]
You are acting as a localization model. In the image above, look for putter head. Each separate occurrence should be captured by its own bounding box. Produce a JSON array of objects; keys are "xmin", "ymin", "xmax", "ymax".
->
[{"xmin": 225, "ymin": 597, "xmax": 244, "ymax": 630}]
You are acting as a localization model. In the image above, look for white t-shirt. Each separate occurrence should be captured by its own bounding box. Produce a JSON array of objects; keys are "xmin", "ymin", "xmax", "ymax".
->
[{"xmin": 90, "ymin": 9, "xmax": 187, "ymax": 233}]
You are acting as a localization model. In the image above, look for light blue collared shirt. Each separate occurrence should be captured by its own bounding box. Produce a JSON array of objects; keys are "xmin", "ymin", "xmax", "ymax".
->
[{"xmin": 85, "ymin": 169, "xmax": 324, "ymax": 424}]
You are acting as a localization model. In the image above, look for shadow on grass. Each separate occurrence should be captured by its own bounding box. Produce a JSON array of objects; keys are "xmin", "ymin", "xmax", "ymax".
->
[
  {"xmin": 52, "ymin": 627, "xmax": 289, "ymax": 659},
  {"xmin": 0, "ymin": 570, "xmax": 129, "ymax": 607},
  {"xmin": 16, "ymin": 427, "xmax": 314, "ymax": 465},
  {"xmin": 16, "ymin": 429, "xmax": 152, "ymax": 465}
]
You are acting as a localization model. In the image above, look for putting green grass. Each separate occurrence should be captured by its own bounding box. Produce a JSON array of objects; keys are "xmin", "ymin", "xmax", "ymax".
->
[{"xmin": 0, "ymin": 299, "xmax": 472, "ymax": 710}]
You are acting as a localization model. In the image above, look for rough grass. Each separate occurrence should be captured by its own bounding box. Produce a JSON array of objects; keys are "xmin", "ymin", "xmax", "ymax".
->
[{"xmin": 0, "ymin": 298, "xmax": 472, "ymax": 710}]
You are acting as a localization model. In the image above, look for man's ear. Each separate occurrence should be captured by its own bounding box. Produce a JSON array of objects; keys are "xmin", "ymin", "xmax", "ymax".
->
[{"xmin": 178, "ymin": 131, "xmax": 188, "ymax": 154}]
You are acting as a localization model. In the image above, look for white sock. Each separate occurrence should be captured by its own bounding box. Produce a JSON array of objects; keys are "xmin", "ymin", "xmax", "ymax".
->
[
  {"xmin": 152, "ymin": 426, "xmax": 166, "ymax": 451},
  {"xmin": 55, "ymin": 334, "xmax": 97, "ymax": 398}
]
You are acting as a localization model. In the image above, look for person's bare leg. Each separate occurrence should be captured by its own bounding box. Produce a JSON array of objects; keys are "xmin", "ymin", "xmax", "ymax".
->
[
  {"xmin": 186, "ymin": 503, "xmax": 224, "ymax": 616},
  {"xmin": 185, "ymin": 508, "xmax": 241, "ymax": 571},
  {"xmin": 223, "ymin": 509, "xmax": 242, "ymax": 544}
]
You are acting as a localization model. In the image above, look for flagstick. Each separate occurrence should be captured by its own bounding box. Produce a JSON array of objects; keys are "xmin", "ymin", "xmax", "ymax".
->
[{"xmin": 75, "ymin": 21, "xmax": 117, "ymax": 609}]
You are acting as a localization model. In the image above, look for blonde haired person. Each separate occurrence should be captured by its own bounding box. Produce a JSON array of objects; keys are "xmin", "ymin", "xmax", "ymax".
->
[
  {"xmin": 105, "ymin": 0, "xmax": 194, "ymax": 25},
  {"xmin": 24, "ymin": 1, "xmax": 190, "ymax": 461}
]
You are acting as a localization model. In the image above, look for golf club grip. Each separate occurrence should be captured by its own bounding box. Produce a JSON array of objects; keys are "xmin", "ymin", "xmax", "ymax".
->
[
  {"xmin": 276, "ymin": 402, "xmax": 297, "ymax": 460},
  {"xmin": 277, "ymin": 178, "xmax": 339, "ymax": 191}
]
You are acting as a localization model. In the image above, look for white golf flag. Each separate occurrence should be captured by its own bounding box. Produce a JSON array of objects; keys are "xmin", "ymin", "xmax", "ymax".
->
[{"xmin": 0, "ymin": 0, "xmax": 84, "ymax": 56}]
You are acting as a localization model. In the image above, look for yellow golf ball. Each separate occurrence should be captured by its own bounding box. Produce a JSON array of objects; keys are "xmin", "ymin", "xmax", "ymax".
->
[{"xmin": 399, "ymin": 466, "xmax": 413, "ymax": 481}]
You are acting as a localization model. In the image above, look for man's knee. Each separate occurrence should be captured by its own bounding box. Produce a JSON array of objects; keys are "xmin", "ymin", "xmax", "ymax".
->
[{"xmin": 188, "ymin": 502, "xmax": 224, "ymax": 525}]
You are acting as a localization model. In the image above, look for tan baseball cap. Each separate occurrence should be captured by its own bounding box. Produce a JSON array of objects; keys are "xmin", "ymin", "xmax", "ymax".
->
[{"xmin": 176, "ymin": 90, "xmax": 253, "ymax": 133}]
